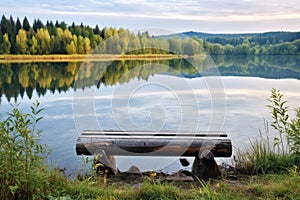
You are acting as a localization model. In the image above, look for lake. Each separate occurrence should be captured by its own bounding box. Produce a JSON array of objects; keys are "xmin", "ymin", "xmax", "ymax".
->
[{"xmin": 1, "ymin": 55, "xmax": 300, "ymax": 175}]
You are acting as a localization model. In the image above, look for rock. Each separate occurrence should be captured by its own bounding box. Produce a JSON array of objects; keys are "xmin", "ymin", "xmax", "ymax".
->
[
  {"xmin": 126, "ymin": 165, "xmax": 141, "ymax": 174},
  {"xmin": 192, "ymin": 150, "xmax": 221, "ymax": 180},
  {"xmin": 179, "ymin": 158, "xmax": 190, "ymax": 167},
  {"xmin": 165, "ymin": 172, "xmax": 194, "ymax": 182},
  {"xmin": 180, "ymin": 170, "xmax": 193, "ymax": 177},
  {"xmin": 227, "ymin": 175, "xmax": 238, "ymax": 180},
  {"xmin": 132, "ymin": 183, "xmax": 143, "ymax": 189},
  {"xmin": 219, "ymin": 162, "xmax": 236, "ymax": 172}
]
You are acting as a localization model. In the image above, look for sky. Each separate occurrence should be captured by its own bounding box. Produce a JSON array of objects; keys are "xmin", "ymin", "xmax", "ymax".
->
[{"xmin": 1, "ymin": 0, "xmax": 300, "ymax": 34}]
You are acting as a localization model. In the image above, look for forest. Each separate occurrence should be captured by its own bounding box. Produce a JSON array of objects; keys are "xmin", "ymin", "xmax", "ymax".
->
[{"xmin": 0, "ymin": 15, "xmax": 300, "ymax": 55}]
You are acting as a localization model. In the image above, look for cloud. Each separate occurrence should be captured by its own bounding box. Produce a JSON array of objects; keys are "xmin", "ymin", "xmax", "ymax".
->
[
  {"xmin": 4, "ymin": 0, "xmax": 300, "ymax": 20},
  {"xmin": 1, "ymin": 0, "xmax": 299, "ymax": 32},
  {"xmin": 60, "ymin": 0, "xmax": 299, "ymax": 21}
]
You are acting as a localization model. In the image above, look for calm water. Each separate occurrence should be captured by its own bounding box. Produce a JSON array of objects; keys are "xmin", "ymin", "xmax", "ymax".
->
[{"xmin": 1, "ymin": 55, "xmax": 300, "ymax": 174}]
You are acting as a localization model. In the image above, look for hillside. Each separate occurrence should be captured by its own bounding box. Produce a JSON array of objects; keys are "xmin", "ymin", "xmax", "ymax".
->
[{"xmin": 159, "ymin": 31, "xmax": 300, "ymax": 46}]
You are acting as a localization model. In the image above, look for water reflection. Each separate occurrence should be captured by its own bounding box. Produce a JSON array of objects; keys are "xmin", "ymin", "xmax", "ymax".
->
[
  {"xmin": 1, "ymin": 55, "xmax": 300, "ymax": 102},
  {"xmin": 211, "ymin": 55, "xmax": 300, "ymax": 79}
]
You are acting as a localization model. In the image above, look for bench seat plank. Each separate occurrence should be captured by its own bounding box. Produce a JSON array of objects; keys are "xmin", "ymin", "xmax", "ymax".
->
[{"xmin": 76, "ymin": 130, "xmax": 232, "ymax": 157}]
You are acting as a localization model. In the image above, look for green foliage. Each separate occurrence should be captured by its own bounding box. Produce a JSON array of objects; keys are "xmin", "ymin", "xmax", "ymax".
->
[
  {"xmin": 289, "ymin": 108, "xmax": 300, "ymax": 154},
  {"xmin": 36, "ymin": 28, "xmax": 51, "ymax": 54},
  {"xmin": 233, "ymin": 44, "xmax": 250, "ymax": 55},
  {"xmin": 22, "ymin": 16, "xmax": 30, "ymax": 32},
  {"xmin": 168, "ymin": 37, "xmax": 183, "ymax": 54},
  {"xmin": 0, "ymin": 101, "xmax": 66, "ymax": 199},
  {"xmin": 235, "ymin": 127, "xmax": 299, "ymax": 174},
  {"xmin": 0, "ymin": 33, "xmax": 11, "ymax": 54},
  {"xmin": 15, "ymin": 29, "xmax": 28, "ymax": 54},
  {"xmin": 131, "ymin": 182, "xmax": 181, "ymax": 200},
  {"xmin": 267, "ymin": 88, "xmax": 290, "ymax": 154},
  {"xmin": 40, "ymin": 172, "xmax": 300, "ymax": 200},
  {"xmin": 0, "ymin": 15, "xmax": 300, "ymax": 55},
  {"xmin": 268, "ymin": 88, "xmax": 300, "ymax": 155},
  {"xmin": 247, "ymin": 174, "xmax": 300, "ymax": 199},
  {"xmin": 197, "ymin": 179, "xmax": 216, "ymax": 200}
]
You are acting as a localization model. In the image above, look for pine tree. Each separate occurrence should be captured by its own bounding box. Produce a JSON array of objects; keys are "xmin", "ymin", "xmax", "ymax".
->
[
  {"xmin": 0, "ymin": 29, "xmax": 3, "ymax": 44},
  {"xmin": 9, "ymin": 15, "xmax": 17, "ymax": 54},
  {"xmin": 33, "ymin": 19, "xmax": 44, "ymax": 31},
  {"xmin": 9, "ymin": 15, "xmax": 16, "ymax": 35},
  {"xmin": 1, "ymin": 15, "xmax": 10, "ymax": 35},
  {"xmin": 23, "ymin": 16, "xmax": 30, "ymax": 31},
  {"xmin": 16, "ymin": 17, "xmax": 22, "ymax": 32},
  {"xmin": 94, "ymin": 25, "xmax": 100, "ymax": 35}
]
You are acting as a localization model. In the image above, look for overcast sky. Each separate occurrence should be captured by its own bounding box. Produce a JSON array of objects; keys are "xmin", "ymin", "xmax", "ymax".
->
[{"xmin": 1, "ymin": 0, "xmax": 300, "ymax": 34}]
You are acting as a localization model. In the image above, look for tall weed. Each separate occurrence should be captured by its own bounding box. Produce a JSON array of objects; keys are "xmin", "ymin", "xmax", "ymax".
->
[
  {"xmin": 0, "ymin": 101, "xmax": 62, "ymax": 199},
  {"xmin": 268, "ymin": 88, "xmax": 300, "ymax": 155}
]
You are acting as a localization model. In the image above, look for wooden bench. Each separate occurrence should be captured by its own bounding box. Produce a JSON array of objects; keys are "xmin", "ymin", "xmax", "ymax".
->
[{"xmin": 76, "ymin": 130, "xmax": 232, "ymax": 179}]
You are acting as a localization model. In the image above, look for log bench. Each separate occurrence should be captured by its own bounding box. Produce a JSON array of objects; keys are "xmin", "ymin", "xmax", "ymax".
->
[{"xmin": 76, "ymin": 130, "xmax": 232, "ymax": 180}]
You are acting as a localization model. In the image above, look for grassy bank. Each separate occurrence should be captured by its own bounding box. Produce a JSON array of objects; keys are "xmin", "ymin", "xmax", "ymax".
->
[
  {"xmin": 0, "ymin": 54, "xmax": 183, "ymax": 63},
  {"xmin": 46, "ymin": 173, "xmax": 299, "ymax": 200}
]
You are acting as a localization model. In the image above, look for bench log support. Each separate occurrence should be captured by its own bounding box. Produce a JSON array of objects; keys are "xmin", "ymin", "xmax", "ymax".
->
[
  {"xmin": 93, "ymin": 149, "xmax": 118, "ymax": 175},
  {"xmin": 192, "ymin": 150, "xmax": 221, "ymax": 180}
]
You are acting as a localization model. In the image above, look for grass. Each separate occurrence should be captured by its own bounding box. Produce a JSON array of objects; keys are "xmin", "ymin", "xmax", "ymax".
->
[
  {"xmin": 43, "ymin": 173, "xmax": 299, "ymax": 200},
  {"xmin": 234, "ymin": 127, "xmax": 300, "ymax": 174},
  {"xmin": 0, "ymin": 54, "xmax": 183, "ymax": 63},
  {"xmin": 246, "ymin": 173, "xmax": 300, "ymax": 199}
]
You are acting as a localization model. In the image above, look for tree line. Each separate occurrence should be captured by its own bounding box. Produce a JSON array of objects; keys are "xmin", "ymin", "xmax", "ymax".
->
[
  {"xmin": 0, "ymin": 15, "xmax": 300, "ymax": 55},
  {"xmin": 181, "ymin": 31, "xmax": 300, "ymax": 46}
]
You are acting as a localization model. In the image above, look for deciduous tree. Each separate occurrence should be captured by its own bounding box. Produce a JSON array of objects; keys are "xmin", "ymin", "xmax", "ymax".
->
[
  {"xmin": 16, "ymin": 29, "xmax": 28, "ymax": 54},
  {"xmin": 0, "ymin": 33, "xmax": 11, "ymax": 54}
]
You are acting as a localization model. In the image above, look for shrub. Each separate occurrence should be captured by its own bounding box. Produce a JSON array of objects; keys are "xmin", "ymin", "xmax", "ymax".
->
[
  {"xmin": 268, "ymin": 88, "xmax": 300, "ymax": 156},
  {"xmin": 0, "ymin": 101, "xmax": 62, "ymax": 199}
]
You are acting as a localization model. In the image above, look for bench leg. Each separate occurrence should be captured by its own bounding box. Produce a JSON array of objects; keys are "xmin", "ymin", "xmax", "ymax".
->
[
  {"xmin": 192, "ymin": 150, "xmax": 221, "ymax": 180},
  {"xmin": 94, "ymin": 149, "xmax": 118, "ymax": 176}
]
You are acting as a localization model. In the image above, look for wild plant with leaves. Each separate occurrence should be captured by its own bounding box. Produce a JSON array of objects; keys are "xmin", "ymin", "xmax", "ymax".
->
[
  {"xmin": 0, "ymin": 101, "xmax": 66, "ymax": 200},
  {"xmin": 268, "ymin": 88, "xmax": 300, "ymax": 156}
]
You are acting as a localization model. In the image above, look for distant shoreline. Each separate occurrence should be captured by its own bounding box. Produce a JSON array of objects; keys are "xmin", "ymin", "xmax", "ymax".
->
[{"xmin": 0, "ymin": 54, "xmax": 187, "ymax": 63}]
